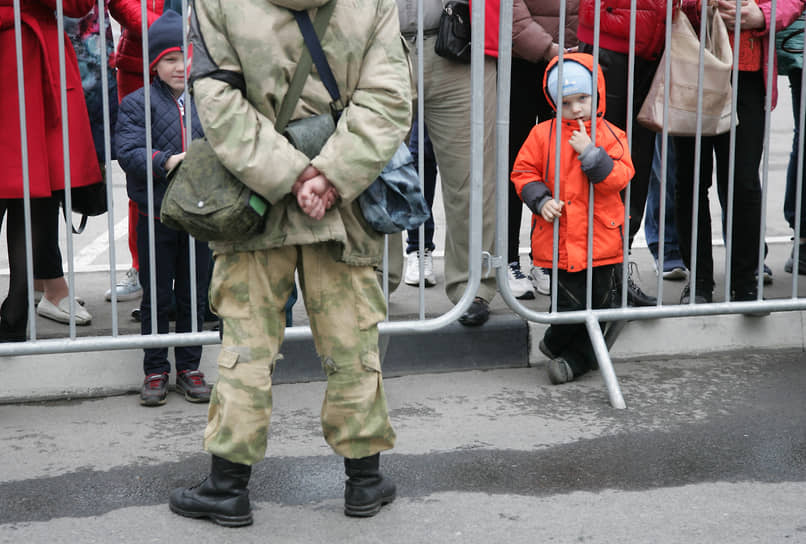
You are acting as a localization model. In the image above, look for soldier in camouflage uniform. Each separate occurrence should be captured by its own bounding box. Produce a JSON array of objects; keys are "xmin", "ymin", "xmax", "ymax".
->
[{"xmin": 168, "ymin": 0, "xmax": 412, "ymax": 527}]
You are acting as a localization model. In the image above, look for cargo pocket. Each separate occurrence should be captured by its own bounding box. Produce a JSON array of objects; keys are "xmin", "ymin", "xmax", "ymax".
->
[{"xmin": 217, "ymin": 348, "xmax": 240, "ymax": 371}]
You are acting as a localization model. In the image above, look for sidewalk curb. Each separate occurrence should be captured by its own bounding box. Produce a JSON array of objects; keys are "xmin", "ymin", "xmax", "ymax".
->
[{"xmin": 2, "ymin": 311, "xmax": 804, "ymax": 404}]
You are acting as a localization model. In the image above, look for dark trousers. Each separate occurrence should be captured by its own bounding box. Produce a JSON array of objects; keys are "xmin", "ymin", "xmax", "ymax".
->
[
  {"xmin": 137, "ymin": 215, "xmax": 210, "ymax": 375},
  {"xmin": 0, "ymin": 200, "xmax": 29, "ymax": 340},
  {"xmin": 32, "ymin": 195, "xmax": 64, "ymax": 279},
  {"xmin": 784, "ymin": 69, "xmax": 806, "ymax": 234},
  {"xmin": 406, "ymin": 118, "xmax": 437, "ymax": 254},
  {"xmin": 543, "ymin": 264, "xmax": 618, "ymax": 377},
  {"xmin": 508, "ymin": 57, "xmax": 555, "ymax": 263},
  {"xmin": 673, "ymin": 71, "xmax": 764, "ymax": 294},
  {"xmin": 578, "ymin": 44, "xmax": 658, "ymax": 248}
]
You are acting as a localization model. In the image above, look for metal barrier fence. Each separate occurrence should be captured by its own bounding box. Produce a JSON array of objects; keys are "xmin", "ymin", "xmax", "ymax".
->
[{"xmin": 3, "ymin": 0, "xmax": 806, "ymax": 409}]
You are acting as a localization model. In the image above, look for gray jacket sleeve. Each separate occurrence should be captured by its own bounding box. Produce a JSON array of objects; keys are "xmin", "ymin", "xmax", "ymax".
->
[{"xmin": 578, "ymin": 143, "xmax": 614, "ymax": 184}]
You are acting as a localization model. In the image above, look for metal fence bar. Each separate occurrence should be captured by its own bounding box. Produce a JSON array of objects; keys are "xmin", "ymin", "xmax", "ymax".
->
[{"xmin": 12, "ymin": 0, "xmax": 37, "ymax": 341}]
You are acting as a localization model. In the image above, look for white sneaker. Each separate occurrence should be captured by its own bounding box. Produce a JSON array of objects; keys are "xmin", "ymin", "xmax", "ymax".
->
[
  {"xmin": 508, "ymin": 262, "xmax": 535, "ymax": 299},
  {"xmin": 529, "ymin": 265, "xmax": 551, "ymax": 296},
  {"xmin": 404, "ymin": 249, "xmax": 437, "ymax": 287},
  {"xmin": 105, "ymin": 267, "xmax": 142, "ymax": 302}
]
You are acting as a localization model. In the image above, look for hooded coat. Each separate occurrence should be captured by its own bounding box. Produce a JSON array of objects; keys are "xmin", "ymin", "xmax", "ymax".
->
[
  {"xmin": 190, "ymin": 0, "xmax": 412, "ymax": 265},
  {"xmin": 511, "ymin": 53, "xmax": 634, "ymax": 272},
  {"xmin": 0, "ymin": 0, "xmax": 102, "ymax": 199}
]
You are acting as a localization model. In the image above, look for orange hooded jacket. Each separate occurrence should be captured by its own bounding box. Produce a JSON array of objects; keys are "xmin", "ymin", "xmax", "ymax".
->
[{"xmin": 511, "ymin": 52, "xmax": 634, "ymax": 273}]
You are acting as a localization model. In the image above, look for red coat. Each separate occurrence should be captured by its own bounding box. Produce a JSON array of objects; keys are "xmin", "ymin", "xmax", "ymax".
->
[
  {"xmin": 577, "ymin": 0, "xmax": 666, "ymax": 60},
  {"xmin": 511, "ymin": 53, "xmax": 634, "ymax": 272},
  {"xmin": 0, "ymin": 0, "xmax": 101, "ymax": 199},
  {"xmin": 109, "ymin": 0, "xmax": 164, "ymax": 100}
]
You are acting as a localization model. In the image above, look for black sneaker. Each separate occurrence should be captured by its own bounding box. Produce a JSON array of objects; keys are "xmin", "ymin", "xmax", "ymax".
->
[
  {"xmin": 176, "ymin": 370, "xmax": 212, "ymax": 403},
  {"xmin": 679, "ymin": 283, "xmax": 712, "ymax": 304},
  {"xmin": 458, "ymin": 297, "xmax": 489, "ymax": 327},
  {"xmin": 140, "ymin": 372, "xmax": 169, "ymax": 406},
  {"xmin": 627, "ymin": 263, "xmax": 656, "ymax": 306}
]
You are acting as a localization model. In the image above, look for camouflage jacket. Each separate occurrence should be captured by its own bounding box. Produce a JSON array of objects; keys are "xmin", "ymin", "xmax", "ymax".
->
[{"xmin": 190, "ymin": 0, "xmax": 412, "ymax": 265}]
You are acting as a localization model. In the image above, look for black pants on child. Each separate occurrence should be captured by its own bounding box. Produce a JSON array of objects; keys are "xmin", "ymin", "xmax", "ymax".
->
[
  {"xmin": 137, "ymin": 215, "xmax": 210, "ymax": 376},
  {"xmin": 543, "ymin": 264, "xmax": 618, "ymax": 378}
]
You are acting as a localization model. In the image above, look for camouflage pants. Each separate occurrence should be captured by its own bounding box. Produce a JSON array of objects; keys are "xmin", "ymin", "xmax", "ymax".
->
[{"xmin": 204, "ymin": 243, "xmax": 396, "ymax": 465}]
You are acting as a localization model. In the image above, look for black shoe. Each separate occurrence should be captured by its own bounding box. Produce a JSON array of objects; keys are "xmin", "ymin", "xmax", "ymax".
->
[
  {"xmin": 344, "ymin": 453, "xmax": 396, "ymax": 517},
  {"xmin": 169, "ymin": 455, "xmax": 253, "ymax": 527},
  {"xmin": 784, "ymin": 242, "xmax": 806, "ymax": 275},
  {"xmin": 140, "ymin": 372, "xmax": 169, "ymax": 406},
  {"xmin": 0, "ymin": 323, "xmax": 27, "ymax": 342},
  {"xmin": 458, "ymin": 297, "xmax": 489, "ymax": 327},
  {"xmin": 679, "ymin": 283, "xmax": 712, "ymax": 304},
  {"xmin": 131, "ymin": 308, "xmax": 140, "ymax": 322},
  {"xmin": 627, "ymin": 264, "xmax": 657, "ymax": 306}
]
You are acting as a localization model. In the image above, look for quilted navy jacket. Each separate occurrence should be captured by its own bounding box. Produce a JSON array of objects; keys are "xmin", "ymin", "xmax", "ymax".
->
[{"xmin": 116, "ymin": 77, "xmax": 203, "ymax": 216}]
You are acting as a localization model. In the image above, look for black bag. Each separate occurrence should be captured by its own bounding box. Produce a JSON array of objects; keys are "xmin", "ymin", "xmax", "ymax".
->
[
  {"xmin": 61, "ymin": 177, "xmax": 108, "ymax": 234},
  {"xmin": 161, "ymin": 138, "xmax": 269, "ymax": 242},
  {"xmin": 434, "ymin": 0, "xmax": 471, "ymax": 64}
]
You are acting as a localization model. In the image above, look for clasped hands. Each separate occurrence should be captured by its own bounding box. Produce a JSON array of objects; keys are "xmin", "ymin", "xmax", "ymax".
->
[
  {"xmin": 292, "ymin": 164, "xmax": 339, "ymax": 221},
  {"xmin": 710, "ymin": 0, "xmax": 765, "ymax": 30}
]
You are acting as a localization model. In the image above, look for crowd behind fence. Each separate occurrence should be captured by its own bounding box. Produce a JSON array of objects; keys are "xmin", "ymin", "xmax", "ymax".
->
[{"xmin": 3, "ymin": 0, "xmax": 806, "ymax": 405}]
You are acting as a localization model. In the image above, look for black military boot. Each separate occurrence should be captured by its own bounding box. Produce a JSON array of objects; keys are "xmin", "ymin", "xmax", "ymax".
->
[
  {"xmin": 169, "ymin": 455, "xmax": 253, "ymax": 527},
  {"xmin": 344, "ymin": 453, "xmax": 396, "ymax": 517}
]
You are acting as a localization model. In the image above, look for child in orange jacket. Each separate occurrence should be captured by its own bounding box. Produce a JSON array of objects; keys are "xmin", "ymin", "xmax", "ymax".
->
[{"xmin": 511, "ymin": 52, "xmax": 635, "ymax": 384}]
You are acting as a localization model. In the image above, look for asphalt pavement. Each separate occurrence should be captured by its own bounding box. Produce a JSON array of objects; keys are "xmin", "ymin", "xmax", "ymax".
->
[{"xmin": 1, "ymin": 351, "xmax": 805, "ymax": 543}]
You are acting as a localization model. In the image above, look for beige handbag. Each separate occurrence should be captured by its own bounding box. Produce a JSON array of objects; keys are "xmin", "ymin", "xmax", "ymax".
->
[{"xmin": 637, "ymin": 7, "xmax": 734, "ymax": 136}]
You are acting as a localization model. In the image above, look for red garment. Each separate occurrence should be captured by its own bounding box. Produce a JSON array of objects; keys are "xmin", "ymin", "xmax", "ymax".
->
[
  {"xmin": 109, "ymin": 0, "xmax": 163, "ymax": 100},
  {"xmin": 511, "ymin": 53, "xmax": 634, "ymax": 272},
  {"xmin": 472, "ymin": 0, "xmax": 580, "ymax": 63},
  {"xmin": 577, "ymin": 0, "xmax": 666, "ymax": 60},
  {"xmin": 469, "ymin": 0, "xmax": 500, "ymax": 57},
  {"xmin": 0, "ymin": 0, "xmax": 101, "ymax": 199}
]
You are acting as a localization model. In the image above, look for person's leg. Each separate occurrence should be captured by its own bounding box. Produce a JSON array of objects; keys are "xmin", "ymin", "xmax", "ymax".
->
[
  {"xmin": 203, "ymin": 247, "xmax": 296, "ymax": 465},
  {"xmin": 674, "ymin": 135, "xmax": 716, "ymax": 300},
  {"xmin": 404, "ymin": 120, "xmax": 438, "ymax": 287},
  {"xmin": 137, "ymin": 215, "xmax": 172, "ymax": 376},
  {"xmin": 406, "ymin": 120, "xmax": 437, "ymax": 254},
  {"xmin": 717, "ymin": 71, "xmax": 764, "ymax": 297},
  {"xmin": 784, "ymin": 70, "xmax": 802, "ymax": 231},
  {"xmin": 0, "ymin": 200, "xmax": 29, "ymax": 340},
  {"xmin": 298, "ymin": 243, "xmax": 396, "ymax": 458},
  {"xmin": 645, "ymin": 133, "xmax": 662, "ymax": 260},
  {"xmin": 421, "ymin": 37, "xmax": 497, "ymax": 307},
  {"xmin": 174, "ymin": 234, "xmax": 210, "ymax": 373}
]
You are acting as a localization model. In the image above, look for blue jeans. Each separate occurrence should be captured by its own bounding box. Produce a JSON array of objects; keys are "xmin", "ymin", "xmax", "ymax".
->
[
  {"xmin": 405, "ymin": 118, "xmax": 436, "ymax": 254},
  {"xmin": 644, "ymin": 134, "xmax": 682, "ymax": 260}
]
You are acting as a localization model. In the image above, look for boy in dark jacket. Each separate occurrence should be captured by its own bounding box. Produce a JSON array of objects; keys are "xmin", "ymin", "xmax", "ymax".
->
[
  {"xmin": 116, "ymin": 10, "xmax": 210, "ymax": 407},
  {"xmin": 511, "ymin": 53, "xmax": 634, "ymax": 385}
]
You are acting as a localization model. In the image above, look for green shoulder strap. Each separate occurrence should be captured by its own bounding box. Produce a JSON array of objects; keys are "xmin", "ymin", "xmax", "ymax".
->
[{"xmin": 275, "ymin": 1, "xmax": 337, "ymax": 133}]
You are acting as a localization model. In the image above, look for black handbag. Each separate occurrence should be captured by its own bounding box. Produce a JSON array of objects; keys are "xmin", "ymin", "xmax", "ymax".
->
[
  {"xmin": 61, "ymin": 174, "xmax": 108, "ymax": 234},
  {"xmin": 434, "ymin": 0, "xmax": 471, "ymax": 64}
]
